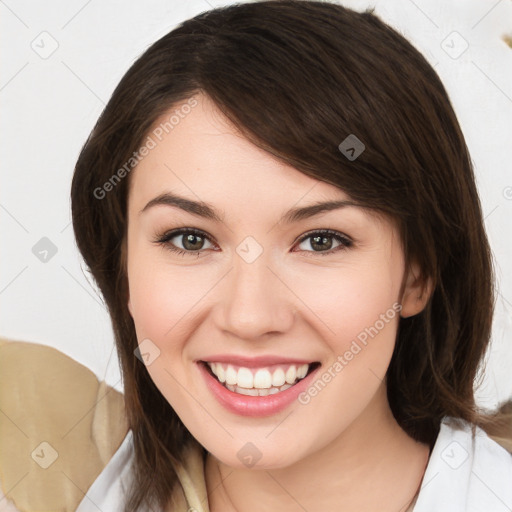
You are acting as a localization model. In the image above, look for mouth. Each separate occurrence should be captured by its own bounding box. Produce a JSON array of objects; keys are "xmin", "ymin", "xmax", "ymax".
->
[{"xmin": 200, "ymin": 360, "xmax": 322, "ymax": 396}]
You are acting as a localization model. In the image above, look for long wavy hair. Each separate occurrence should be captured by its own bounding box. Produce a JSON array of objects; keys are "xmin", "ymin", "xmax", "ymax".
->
[{"xmin": 71, "ymin": 1, "xmax": 509, "ymax": 510}]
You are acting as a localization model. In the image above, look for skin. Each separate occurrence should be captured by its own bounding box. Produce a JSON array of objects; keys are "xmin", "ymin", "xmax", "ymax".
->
[{"xmin": 126, "ymin": 92, "xmax": 432, "ymax": 512}]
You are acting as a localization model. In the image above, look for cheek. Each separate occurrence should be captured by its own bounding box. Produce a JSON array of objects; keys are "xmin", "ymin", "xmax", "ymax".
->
[
  {"xmin": 292, "ymin": 266, "xmax": 401, "ymax": 438},
  {"xmin": 127, "ymin": 250, "xmax": 203, "ymax": 408},
  {"xmin": 291, "ymin": 260, "xmax": 401, "ymax": 349},
  {"xmin": 128, "ymin": 248, "xmax": 211, "ymax": 341}
]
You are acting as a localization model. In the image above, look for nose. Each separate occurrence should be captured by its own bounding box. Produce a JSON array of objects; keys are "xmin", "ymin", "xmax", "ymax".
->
[{"xmin": 213, "ymin": 250, "xmax": 296, "ymax": 340}]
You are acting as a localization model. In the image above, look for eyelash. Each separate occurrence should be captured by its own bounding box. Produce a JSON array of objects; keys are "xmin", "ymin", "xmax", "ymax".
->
[{"xmin": 153, "ymin": 227, "xmax": 353, "ymax": 258}]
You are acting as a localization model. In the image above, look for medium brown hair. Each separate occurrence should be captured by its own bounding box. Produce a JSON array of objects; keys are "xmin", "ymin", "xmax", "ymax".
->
[{"xmin": 71, "ymin": 1, "xmax": 507, "ymax": 509}]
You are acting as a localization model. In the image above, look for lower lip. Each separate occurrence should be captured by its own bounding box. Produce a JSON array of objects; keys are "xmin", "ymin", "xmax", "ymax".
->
[{"xmin": 197, "ymin": 361, "xmax": 321, "ymax": 417}]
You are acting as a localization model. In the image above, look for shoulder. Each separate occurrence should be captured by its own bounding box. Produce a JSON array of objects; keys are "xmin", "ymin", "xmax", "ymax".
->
[
  {"xmin": 413, "ymin": 416, "xmax": 512, "ymax": 512},
  {"xmin": 0, "ymin": 338, "xmax": 128, "ymax": 511}
]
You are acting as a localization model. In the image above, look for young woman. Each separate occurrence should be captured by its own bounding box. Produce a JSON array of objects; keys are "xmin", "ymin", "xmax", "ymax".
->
[{"xmin": 71, "ymin": 1, "xmax": 512, "ymax": 510}]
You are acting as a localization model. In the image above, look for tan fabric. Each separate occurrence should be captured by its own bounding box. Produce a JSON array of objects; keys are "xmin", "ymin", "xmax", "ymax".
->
[
  {"xmin": 0, "ymin": 338, "xmax": 128, "ymax": 512},
  {"xmin": 168, "ymin": 442, "xmax": 210, "ymax": 512}
]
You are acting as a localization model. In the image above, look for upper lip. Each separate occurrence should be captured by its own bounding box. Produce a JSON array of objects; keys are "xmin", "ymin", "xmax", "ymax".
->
[{"xmin": 199, "ymin": 355, "xmax": 318, "ymax": 368}]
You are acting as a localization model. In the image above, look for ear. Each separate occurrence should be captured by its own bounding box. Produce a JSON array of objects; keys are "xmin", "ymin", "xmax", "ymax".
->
[{"xmin": 400, "ymin": 261, "xmax": 433, "ymax": 318}]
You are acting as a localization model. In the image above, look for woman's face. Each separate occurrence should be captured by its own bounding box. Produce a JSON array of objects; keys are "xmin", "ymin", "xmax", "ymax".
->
[{"xmin": 126, "ymin": 93, "xmax": 422, "ymax": 469}]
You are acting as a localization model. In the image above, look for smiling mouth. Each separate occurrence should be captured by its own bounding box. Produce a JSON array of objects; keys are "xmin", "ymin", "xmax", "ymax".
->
[{"xmin": 200, "ymin": 361, "xmax": 321, "ymax": 396}]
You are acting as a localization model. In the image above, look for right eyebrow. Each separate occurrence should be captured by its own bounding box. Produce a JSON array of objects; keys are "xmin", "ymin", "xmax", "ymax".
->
[{"xmin": 139, "ymin": 192, "xmax": 223, "ymax": 222}]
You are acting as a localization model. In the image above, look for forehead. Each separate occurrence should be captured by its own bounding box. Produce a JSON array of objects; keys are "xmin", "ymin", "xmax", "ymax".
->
[{"xmin": 128, "ymin": 93, "xmax": 353, "ymax": 210}]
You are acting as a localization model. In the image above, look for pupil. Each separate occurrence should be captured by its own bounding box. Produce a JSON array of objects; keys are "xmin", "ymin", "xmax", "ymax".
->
[
  {"xmin": 183, "ymin": 234, "xmax": 203, "ymax": 250},
  {"xmin": 312, "ymin": 235, "xmax": 332, "ymax": 251}
]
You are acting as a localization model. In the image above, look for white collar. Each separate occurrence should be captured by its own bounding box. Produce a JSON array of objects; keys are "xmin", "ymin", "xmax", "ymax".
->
[{"xmin": 413, "ymin": 416, "xmax": 512, "ymax": 511}]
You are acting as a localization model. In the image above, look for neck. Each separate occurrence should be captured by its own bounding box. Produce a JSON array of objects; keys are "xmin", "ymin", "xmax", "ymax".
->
[{"xmin": 205, "ymin": 383, "xmax": 430, "ymax": 512}]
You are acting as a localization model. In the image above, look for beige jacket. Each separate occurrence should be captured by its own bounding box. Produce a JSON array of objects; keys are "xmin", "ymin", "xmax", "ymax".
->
[
  {"xmin": 0, "ymin": 338, "xmax": 129, "ymax": 511},
  {"xmin": 0, "ymin": 338, "xmax": 210, "ymax": 512}
]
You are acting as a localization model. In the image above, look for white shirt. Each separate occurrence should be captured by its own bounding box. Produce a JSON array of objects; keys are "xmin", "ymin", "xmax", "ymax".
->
[{"xmin": 75, "ymin": 416, "xmax": 512, "ymax": 511}]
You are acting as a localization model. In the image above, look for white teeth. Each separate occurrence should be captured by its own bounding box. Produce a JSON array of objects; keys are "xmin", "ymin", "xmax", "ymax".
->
[
  {"xmin": 237, "ymin": 367, "xmax": 254, "ymax": 388},
  {"xmin": 254, "ymin": 368, "xmax": 272, "ymax": 389},
  {"xmin": 215, "ymin": 363, "xmax": 226, "ymax": 383},
  {"xmin": 225, "ymin": 365, "xmax": 238, "ymax": 385},
  {"xmin": 227, "ymin": 384, "xmax": 292, "ymax": 396},
  {"xmin": 206, "ymin": 362, "xmax": 312, "ymax": 392},
  {"xmin": 297, "ymin": 364, "xmax": 308, "ymax": 379},
  {"xmin": 285, "ymin": 366, "xmax": 297, "ymax": 384},
  {"xmin": 234, "ymin": 386, "xmax": 259, "ymax": 396},
  {"xmin": 272, "ymin": 368, "xmax": 286, "ymax": 387}
]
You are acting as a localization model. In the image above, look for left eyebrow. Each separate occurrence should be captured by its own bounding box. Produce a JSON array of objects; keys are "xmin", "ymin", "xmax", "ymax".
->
[
  {"xmin": 282, "ymin": 199, "xmax": 363, "ymax": 224},
  {"xmin": 139, "ymin": 191, "xmax": 362, "ymax": 224}
]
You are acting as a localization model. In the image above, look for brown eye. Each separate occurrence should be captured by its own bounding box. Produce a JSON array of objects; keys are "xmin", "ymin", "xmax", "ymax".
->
[
  {"xmin": 295, "ymin": 230, "xmax": 352, "ymax": 256},
  {"xmin": 154, "ymin": 228, "xmax": 215, "ymax": 256},
  {"xmin": 180, "ymin": 232, "xmax": 207, "ymax": 251}
]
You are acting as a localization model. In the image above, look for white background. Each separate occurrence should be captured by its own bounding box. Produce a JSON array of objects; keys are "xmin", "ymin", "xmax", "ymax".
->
[{"xmin": 1, "ymin": 0, "xmax": 511, "ymax": 409}]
